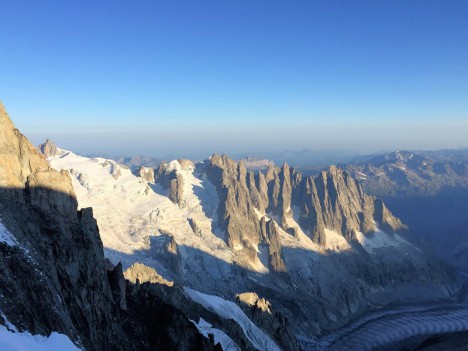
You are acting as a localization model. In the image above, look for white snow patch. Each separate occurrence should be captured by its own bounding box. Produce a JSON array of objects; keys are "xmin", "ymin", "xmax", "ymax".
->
[
  {"xmin": 43, "ymin": 146, "xmax": 69, "ymax": 161},
  {"xmin": 165, "ymin": 160, "xmax": 182, "ymax": 172},
  {"xmin": 357, "ymin": 171, "xmax": 368, "ymax": 179},
  {"xmin": 184, "ymin": 288, "xmax": 281, "ymax": 351},
  {"xmin": 256, "ymin": 207, "xmax": 321, "ymax": 253},
  {"xmin": 253, "ymin": 208, "xmax": 268, "ymax": 221},
  {"xmin": 0, "ymin": 321, "xmax": 80, "ymax": 351},
  {"xmin": 0, "ymin": 312, "xmax": 17, "ymax": 333},
  {"xmin": 254, "ymin": 244, "xmax": 270, "ymax": 274},
  {"xmin": 287, "ymin": 207, "xmax": 322, "ymax": 252},
  {"xmin": 355, "ymin": 228, "xmax": 413, "ymax": 253},
  {"xmin": 323, "ymin": 228, "xmax": 352, "ymax": 251},
  {"xmin": 0, "ymin": 219, "xmax": 17, "ymax": 247},
  {"xmin": 190, "ymin": 318, "xmax": 240, "ymax": 351}
]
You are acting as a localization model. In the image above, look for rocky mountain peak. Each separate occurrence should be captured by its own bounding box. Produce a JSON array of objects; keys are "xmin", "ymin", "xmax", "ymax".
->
[
  {"xmin": 38, "ymin": 139, "xmax": 66, "ymax": 159},
  {"xmin": 0, "ymin": 104, "xmax": 76, "ymax": 217},
  {"xmin": 136, "ymin": 165, "xmax": 155, "ymax": 183},
  {"xmin": 0, "ymin": 100, "xmax": 13, "ymax": 125},
  {"xmin": 385, "ymin": 150, "xmax": 414, "ymax": 163},
  {"xmin": 203, "ymin": 154, "xmax": 407, "ymax": 252}
]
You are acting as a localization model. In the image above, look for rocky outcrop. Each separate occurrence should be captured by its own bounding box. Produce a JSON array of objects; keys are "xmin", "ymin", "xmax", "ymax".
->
[
  {"xmin": 188, "ymin": 217, "xmax": 203, "ymax": 236},
  {"xmin": 206, "ymin": 155, "xmax": 260, "ymax": 249},
  {"xmin": 295, "ymin": 165, "xmax": 407, "ymax": 245},
  {"xmin": 341, "ymin": 150, "xmax": 468, "ymax": 271},
  {"xmin": 100, "ymin": 159, "xmax": 124, "ymax": 180},
  {"xmin": 38, "ymin": 139, "xmax": 66, "ymax": 159},
  {"xmin": 137, "ymin": 166, "xmax": 155, "ymax": 183},
  {"xmin": 260, "ymin": 217, "xmax": 287, "ymax": 273},
  {"xmin": 236, "ymin": 292, "xmax": 299, "ymax": 351},
  {"xmin": 124, "ymin": 263, "xmax": 174, "ymax": 286},
  {"xmin": 236, "ymin": 292, "xmax": 272, "ymax": 313},
  {"xmin": 125, "ymin": 285, "xmax": 219, "ymax": 351},
  {"xmin": 155, "ymin": 162, "xmax": 186, "ymax": 207},
  {"xmin": 0, "ymin": 101, "xmax": 128, "ymax": 350},
  {"xmin": 169, "ymin": 174, "xmax": 184, "ymax": 206},
  {"xmin": 149, "ymin": 233, "xmax": 184, "ymax": 276}
]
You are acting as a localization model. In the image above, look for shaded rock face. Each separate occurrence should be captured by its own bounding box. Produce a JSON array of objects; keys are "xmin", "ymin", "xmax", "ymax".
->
[
  {"xmin": 149, "ymin": 233, "xmax": 184, "ymax": 276},
  {"xmin": 0, "ymin": 102, "xmax": 215, "ymax": 351},
  {"xmin": 155, "ymin": 162, "xmax": 185, "ymax": 207},
  {"xmin": 125, "ymin": 285, "xmax": 218, "ymax": 351},
  {"xmin": 169, "ymin": 175, "xmax": 184, "ymax": 206},
  {"xmin": 188, "ymin": 217, "xmax": 203, "ymax": 237},
  {"xmin": 260, "ymin": 218, "xmax": 287, "ymax": 273},
  {"xmin": 341, "ymin": 150, "xmax": 468, "ymax": 271}
]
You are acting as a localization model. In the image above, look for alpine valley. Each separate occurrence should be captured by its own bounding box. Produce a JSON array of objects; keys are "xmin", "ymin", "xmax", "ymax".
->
[{"xmin": 1, "ymin": 101, "xmax": 468, "ymax": 351}]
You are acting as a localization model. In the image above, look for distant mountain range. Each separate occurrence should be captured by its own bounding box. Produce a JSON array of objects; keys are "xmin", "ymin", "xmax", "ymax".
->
[
  {"xmin": 84, "ymin": 148, "xmax": 362, "ymax": 173},
  {"xmin": 342, "ymin": 149, "xmax": 468, "ymax": 197},
  {"xmin": 339, "ymin": 149, "xmax": 468, "ymax": 272}
]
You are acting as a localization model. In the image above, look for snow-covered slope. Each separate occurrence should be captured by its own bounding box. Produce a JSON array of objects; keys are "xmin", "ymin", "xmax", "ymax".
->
[
  {"xmin": 49, "ymin": 152, "xmax": 237, "ymax": 279},
  {"xmin": 0, "ymin": 316, "xmax": 80, "ymax": 351},
  {"xmin": 185, "ymin": 288, "xmax": 281, "ymax": 351},
  {"xmin": 0, "ymin": 219, "xmax": 18, "ymax": 247},
  {"xmin": 191, "ymin": 318, "xmax": 241, "ymax": 351}
]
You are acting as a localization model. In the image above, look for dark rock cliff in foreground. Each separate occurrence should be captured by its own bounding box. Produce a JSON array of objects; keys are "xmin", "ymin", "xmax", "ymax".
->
[{"xmin": 0, "ymin": 102, "xmax": 217, "ymax": 350}]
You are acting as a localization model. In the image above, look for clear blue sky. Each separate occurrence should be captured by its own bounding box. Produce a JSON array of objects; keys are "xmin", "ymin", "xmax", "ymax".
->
[{"xmin": 1, "ymin": 1, "xmax": 467, "ymax": 158}]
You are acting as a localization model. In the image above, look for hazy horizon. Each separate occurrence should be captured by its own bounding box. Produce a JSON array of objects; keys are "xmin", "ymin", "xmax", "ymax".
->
[
  {"xmin": 1, "ymin": 1, "xmax": 467, "ymax": 158},
  {"xmin": 27, "ymin": 130, "xmax": 468, "ymax": 165}
]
